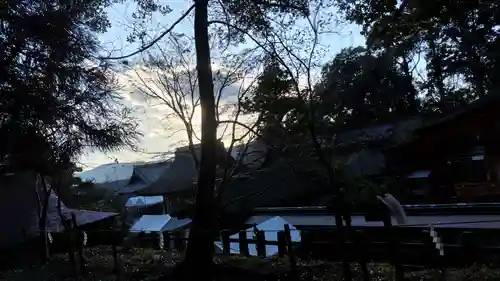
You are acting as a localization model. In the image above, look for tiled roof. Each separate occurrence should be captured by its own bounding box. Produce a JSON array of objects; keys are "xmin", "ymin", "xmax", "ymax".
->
[
  {"xmin": 344, "ymin": 148, "xmax": 386, "ymax": 178},
  {"xmin": 130, "ymin": 214, "xmax": 191, "ymax": 233},
  {"xmin": 125, "ymin": 196, "xmax": 164, "ymax": 207},
  {"xmin": 134, "ymin": 153, "xmax": 197, "ymax": 196},
  {"xmin": 115, "ymin": 161, "xmax": 171, "ymax": 195},
  {"xmin": 220, "ymin": 160, "xmax": 320, "ymax": 215},
  {"xmin": 94, "ymin": 179, "xmax": 130, "ymax": 193},
  {"xmin": 134, "ymin": 161, "xmax": 171, "ymax": 184},
  {"xmin": 130, "ymin": 214, "xmax": 172, "ymax": 233},
  {"xmin": 69, "ymin": 209, "xmax": 117, "ymax": 228},
  {"xmin": 335, "ymin": 117, "xmax": 422, "ymax": 148},
  {"xmin": 417, "ymin": 93, "xmax": 500, "ymax": 132},
  {"xmin": 163, "ymin": 217, "xmax": 191, "ymax": 231},
  {"xmin": 134, "ymin": 141, "xmax": 232, "ymax": 196}
]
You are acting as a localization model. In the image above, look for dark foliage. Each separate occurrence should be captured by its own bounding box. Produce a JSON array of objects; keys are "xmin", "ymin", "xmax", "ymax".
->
[
  {"xmin": 0, "ymin": 0, "xmax": 140, "ymax": 175},
  {"xmin": 335, "ymin": 0, "xmax": 500, "ymax": 114}
]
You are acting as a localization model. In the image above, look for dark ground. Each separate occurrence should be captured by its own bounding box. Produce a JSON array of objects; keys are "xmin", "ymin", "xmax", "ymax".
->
[{"xmin": 1, "ymin": 246, "xmax": 500, "ymax": 280}]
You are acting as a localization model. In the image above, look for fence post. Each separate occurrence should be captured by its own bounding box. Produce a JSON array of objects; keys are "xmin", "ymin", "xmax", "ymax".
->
[
  {"xmin": 356, "ymin": 229, "xmax": 370, "ymax": 281},
  {"xmin": 174, "ymin": 231, "xmax": 186, "ymax": 252},
  {"xmin": 277, "ymin": 231, "xmax": 287, "ymax": 257},
  {"xmin": 121, "ymin": 207, "xmax": 128, "ymax": 232},
  {"xmin": 299, "ymin": 230, "xmax": 312, "ymax": 259},
  {"xmin": 181, "ymin": 229, "xmax": 188, "ymax": 251},
  {"xmin": 112, "ymin": 242, "xmax": 124, "ymax": 281},
  {"xmin": 383, "ymin": 213, "xmax": 404, "ymax": 281},
  {"xmin": 65, "ymin": 218, "xmax": 77, "ymax": 277},
  {"xmin": 365, "ymin": 200, "xmax": 403, "ymax": 281},
  {"xmin": 173, "ymin": 231, "xmax": 180, "ymax": 251},
  {"xmin": 343, "ymin": 205, "xmax": 355, "ymax": 281},
  {"xmin": 461, "ymin": 231, "xmax": 475, "ymax": 267},
  {"xmin": 164, "ymin": 232, "xmax": 171, "ymax": 251},
  {"xmin": 112, "ymin": 243, "xmax": 119, "ymax": 273},
  {"xmin": 21, "ymin": 228, "xmax": 30, "ymax": 270},
  {"xmin": 284, "ymin": 224, "xmax": 298, "ymax": 280},
  {"xmin": 221, "ymin": 230, "xmax": 231, "ymax": 255},
  {"xmin": 255, "ymin": 230, "xmax": 266, "ymax": 258},
  {"xmin": 239, "ymin": 230, "xmax": 249, "ymax": 257},
  {"xmin": 330, "ymin": 196, "xmax": 352, "ymax": 281},
  {"xmin": 71, "ymin": 213, "xmax": 86, "ymax": 276}
]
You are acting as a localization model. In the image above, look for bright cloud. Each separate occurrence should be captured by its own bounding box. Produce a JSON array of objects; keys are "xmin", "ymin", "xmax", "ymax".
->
[{"xmin": 78, "ymin": 63, "xmax": 256, "ymax": 170}]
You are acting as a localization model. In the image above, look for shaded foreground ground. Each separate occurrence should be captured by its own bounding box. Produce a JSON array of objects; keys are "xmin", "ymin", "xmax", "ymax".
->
[{"xmin": 1, "ymin": 246, "xmax": 500, "ymax": 280}]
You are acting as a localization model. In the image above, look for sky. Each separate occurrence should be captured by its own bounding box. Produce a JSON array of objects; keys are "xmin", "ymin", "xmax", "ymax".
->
[{"xmin": 77, "ymin": 1, "xmax": 365, "ymax": 170}]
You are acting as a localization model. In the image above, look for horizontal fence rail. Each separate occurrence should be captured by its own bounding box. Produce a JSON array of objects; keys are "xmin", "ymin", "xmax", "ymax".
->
[
  {"xmin": 254, "ymin": 203, "xmax": 500, "ymax": 215},
  {"xmin": 8, "ymin": 203, "xmax": 500, "ymax": 280},
  {"xmin": 15, "ymin": 224, "xmax": 500, "ymax": 260},
  {"xmin": 12, "ymin": 224, "xmax": 500, "ymax": 280}
]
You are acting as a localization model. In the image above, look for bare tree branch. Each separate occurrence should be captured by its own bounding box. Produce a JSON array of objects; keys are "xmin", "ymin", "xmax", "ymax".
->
[
  {"xmin": 210, "ymin": 4, "xmax": 339, "ymax": 190},
  {"xmin": 100, "ymin": 4, "xmax": 195, "ymax": 60},
  {"xmin": 217, "ymin": 120, "xmax": 262, "ymax": 139},
  {"xmin": 252, "ymin": 0, "xmax": 309, "ymax": 14},
  {"xmin": 127, "ymin": 30, "xmax": 263, "ymax": 177}
]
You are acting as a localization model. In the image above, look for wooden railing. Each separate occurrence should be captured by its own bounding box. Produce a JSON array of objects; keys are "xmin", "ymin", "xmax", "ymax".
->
[
  {"xmin": 25, "ymin": 207, "xmax": 500, "ymax": 281},
  {"xmin": 22, "ymin": 199, "xmax": 500, "ymax": 280}
]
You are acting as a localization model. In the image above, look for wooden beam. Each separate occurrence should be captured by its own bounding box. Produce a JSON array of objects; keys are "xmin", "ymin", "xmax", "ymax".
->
[{"xmin": 162, "ymin": 195, "xmax": 168, "ymax": 214}]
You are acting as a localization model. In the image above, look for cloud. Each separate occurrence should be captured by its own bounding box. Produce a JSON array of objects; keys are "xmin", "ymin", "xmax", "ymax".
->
[{"xmin": 79, "ymin": 63, "xmax": 257, "ymax": 169}]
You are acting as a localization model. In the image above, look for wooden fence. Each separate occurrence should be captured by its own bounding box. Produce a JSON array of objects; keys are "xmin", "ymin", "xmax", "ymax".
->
[
  {"xmin": 13, "ymin": 201, "xmax": 500, "ymax": 281},
  {"xmin": 44, "ymin": 222, "xmax": 500, "ymax": 281}
]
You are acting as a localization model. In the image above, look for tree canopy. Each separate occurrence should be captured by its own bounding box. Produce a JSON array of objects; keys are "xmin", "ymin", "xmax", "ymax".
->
[
  {"xmin": 0, "ymin": 0, "xmax": 139, "ymax": 175},
  {"xmin": 335, "ymin": 0, "xmax": 500, "ymax": 113},
  {"xmin": 241, "ymin": 0, "xmax": 500, "ymax": 137},
  {"xmin": 5, "ymin": 0, "xmax": 498, "ymax": 278},
  {"xmin": 315, "ymin": 46, "xmax": 420, "ymax": 130}
]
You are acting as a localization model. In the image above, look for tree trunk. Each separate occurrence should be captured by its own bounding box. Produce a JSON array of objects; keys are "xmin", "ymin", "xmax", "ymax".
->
[
  {"xmin": 401, "ymin": 55, "xmax": 419, "ymax": 114},
  {"xmin": 185, "ymin": 121, "xmax": 200, "ymax": 171},
  {"xmin": 428, "ymin": 38, "xmax": 447, "ymax": 112},
  {"xmin": 38, "ymin": 175, "xmax": 51, "ymax": 262},
  {"xmin": 178, "ymin": 0, "xmax": 217, "ymax": 279}
]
